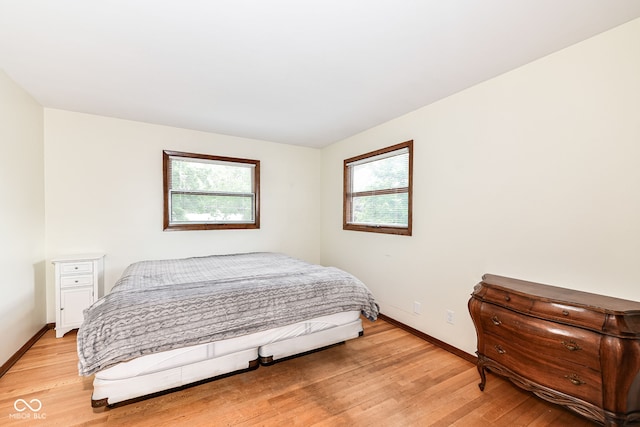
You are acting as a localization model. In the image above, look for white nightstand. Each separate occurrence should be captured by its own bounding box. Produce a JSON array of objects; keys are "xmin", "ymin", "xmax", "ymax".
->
[{"xmin": 52, "ymin": 254, "xmax": 104, "ymax": 338}]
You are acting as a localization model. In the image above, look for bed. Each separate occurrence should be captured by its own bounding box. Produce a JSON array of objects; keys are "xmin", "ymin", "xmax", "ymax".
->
[{"xmin": 77, "ymin": 252, "xmax": 378, "ymax": 407}]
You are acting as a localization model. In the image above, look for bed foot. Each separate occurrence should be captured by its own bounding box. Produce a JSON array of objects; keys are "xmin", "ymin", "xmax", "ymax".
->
[
  {"xmin": 259, "ymin": 355, "xmax": 274, "ymax": 365},
  {"xmin": 248, "ymin": 358, "xmax": 260, "ymax": 369},
  {"xmin": 91, "ymin": 397, "xmax": 109, "ymax": 408}
]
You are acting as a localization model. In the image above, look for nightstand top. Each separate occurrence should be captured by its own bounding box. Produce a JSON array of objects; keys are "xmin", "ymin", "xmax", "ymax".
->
[{"xmin": 51, "ymin": 253, "xmax": 105, "ymax": 263}]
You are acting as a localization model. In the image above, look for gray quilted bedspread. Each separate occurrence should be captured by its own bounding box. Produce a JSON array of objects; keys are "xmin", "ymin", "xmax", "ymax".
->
[{"xmin": 77, "ymin": 252, "xmax": 378, "ymax": 376}]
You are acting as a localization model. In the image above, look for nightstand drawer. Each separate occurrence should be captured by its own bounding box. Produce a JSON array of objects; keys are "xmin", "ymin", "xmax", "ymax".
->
[
  {"xmin": 61, "ymin": 275, "xmax": 94, "ymax": 288},
  {"xmin": 61, "ymin": 261, "xmax": 93, "ymax": 275}
]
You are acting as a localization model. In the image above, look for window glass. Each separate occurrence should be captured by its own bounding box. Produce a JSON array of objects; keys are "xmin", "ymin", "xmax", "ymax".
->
[
  {"xmin": 163, "ymin": 151, "xmax": 260, "ymax": 230},
  {"xmin": 351, "ymin": 152, "xmax": 409, "ymax": 193}
]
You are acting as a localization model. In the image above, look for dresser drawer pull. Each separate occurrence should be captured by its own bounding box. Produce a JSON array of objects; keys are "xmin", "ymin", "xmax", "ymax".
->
[
  {"xmin": 565, "ymin": 374, "xmax": 585, "ymax": 386},
  {"xmin": 494, "ymin": 345, "xmax": 506, "ymax": 354},
  {"xmin": 562, "ymin": 310, "xmax": 570, "ymax": 316},
  {"xmin": 561, "ymin": 341, "xmax": 582, "ymax": 351},
  {"xmin": 504, "ymin": 295, "xmax": 511, "ymax": 302},
  {"xmin": 491, "ymin": 315, "xmax": 502, "ymax": 326}
]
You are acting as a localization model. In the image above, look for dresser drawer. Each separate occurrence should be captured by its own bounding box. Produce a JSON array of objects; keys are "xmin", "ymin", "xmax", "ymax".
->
[
  {"xmin": 60, "ymin": 261, "xmax": 93, "ymax": 275},
  {"xmin": 479, "ymin": 303, "xmax": 602, "ymax": 370},
  {"xmin": 61, "ymin": 275, "xmax": 94, "ymax": 288},
  {"xmin": 482, "ymin": 333, "xmax": 603, "ymax": 406},
  {"xmin": 529, "ymin": 300, "xmax": 606, "ymax": 331},
  {"xmin": 482, "ymin": 287, "xmax": 533, "ymax": 312}
]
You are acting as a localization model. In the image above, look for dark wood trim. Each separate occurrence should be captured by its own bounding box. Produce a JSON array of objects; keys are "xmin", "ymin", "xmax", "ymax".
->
[
  {"xmin": 162, "ymin": 150, "xmax": 260, "ymax": 231},
  {"xmin": 0, "ymin": 323, "xmax": 55, "ymax": 378},
  {"xmin": 343, "ymin": 140, "xmax": 413, "ymax": 236},
  {"xmin": 378, "ymin": 313, "xmax": 477, "ymax": 364}
]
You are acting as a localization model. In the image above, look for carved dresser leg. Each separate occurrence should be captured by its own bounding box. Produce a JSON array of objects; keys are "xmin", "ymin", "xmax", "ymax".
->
[{"xmin": 477, "ymin": 364, "xmax": 487, "ymax": 391}]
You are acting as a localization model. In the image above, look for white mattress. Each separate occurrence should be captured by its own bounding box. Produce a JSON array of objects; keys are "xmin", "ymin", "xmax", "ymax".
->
[{"xmin": 96, "ymin": 310, "xmax": 361, "ymax": 381}]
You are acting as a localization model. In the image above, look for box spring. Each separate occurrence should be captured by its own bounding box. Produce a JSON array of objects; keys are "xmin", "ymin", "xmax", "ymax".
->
[{"xmin": 92, "ymin": 311, "xmax": 362, "ymax": 406}]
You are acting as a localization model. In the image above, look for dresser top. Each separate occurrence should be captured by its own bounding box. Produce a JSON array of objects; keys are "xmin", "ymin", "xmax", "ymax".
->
[{"xmin": 479, "ymin": 274, "xmax": 640, "ymax": 314}]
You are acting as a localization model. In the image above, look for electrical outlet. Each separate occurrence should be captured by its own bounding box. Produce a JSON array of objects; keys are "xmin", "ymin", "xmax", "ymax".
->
[
  {"xmin": 413, "ymin": 301, "xmax": 422, "ymax": 314},
  {"xmin": 446, "ymin": 310, "xmax": 455, "ymax": 324}
]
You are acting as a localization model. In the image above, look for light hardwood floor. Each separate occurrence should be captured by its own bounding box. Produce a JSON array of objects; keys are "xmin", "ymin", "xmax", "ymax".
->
[{"xmin": 0, "ymin": 318, "xmax": 595, "ymax": 426}]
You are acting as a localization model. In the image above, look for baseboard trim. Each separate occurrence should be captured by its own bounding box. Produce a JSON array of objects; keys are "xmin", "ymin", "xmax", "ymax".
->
[
  {"xmin": 378, "ymin": 313, "xmax": 477, "ymax": 364},
  {"xmin": 0, "ymin": 323, "xmax": 55, "ymax": 378}
]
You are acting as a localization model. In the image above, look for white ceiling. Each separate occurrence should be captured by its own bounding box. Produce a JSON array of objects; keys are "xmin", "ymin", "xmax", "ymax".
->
[{"xmin": 2, "ymin": 1, "xmax": 640, "ymax": 148}]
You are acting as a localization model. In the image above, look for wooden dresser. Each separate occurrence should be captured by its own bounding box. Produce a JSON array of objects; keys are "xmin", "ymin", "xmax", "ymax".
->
[{"xmin": 468, "ymin": 274, "xmax": 640, "ymax": 426}]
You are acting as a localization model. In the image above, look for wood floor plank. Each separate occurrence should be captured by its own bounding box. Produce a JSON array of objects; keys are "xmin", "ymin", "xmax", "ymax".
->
[{"xmin": 0, "ymin": 318, "xmax": 596, "ymax": 426}]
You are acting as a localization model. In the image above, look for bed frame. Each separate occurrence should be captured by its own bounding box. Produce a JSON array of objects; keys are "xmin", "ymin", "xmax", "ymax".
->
[
  {"xmin": 91, "ymin": 311, "xmax": 364, "ymax": 407},
  {"xmin": 81, "ymin": 252, "xmax": 378, "ymax": 407}
]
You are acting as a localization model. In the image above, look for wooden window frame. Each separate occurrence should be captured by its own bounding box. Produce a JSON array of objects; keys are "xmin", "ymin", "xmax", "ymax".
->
[
  {"xmin": 343, "ymin": 140, "xmax": 413, "ymax": 236},
  {"xmin": 163, "ymin": 150, "xmax": 260, "ymax": 231}
]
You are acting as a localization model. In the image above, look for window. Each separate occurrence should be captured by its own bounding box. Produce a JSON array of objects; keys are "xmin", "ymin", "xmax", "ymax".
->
[
  {"xmin": 343, "ymin": 140, "xmax": 413, "ymax": 236},
  {"xmin": 163, "ymin": 150, "xmax": 260, "ymax": 231}
]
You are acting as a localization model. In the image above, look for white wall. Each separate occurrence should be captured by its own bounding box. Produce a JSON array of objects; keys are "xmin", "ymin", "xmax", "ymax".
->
[
  {"xmin": 0, "ymin": 70, "xmax": 45, "ymax": 366},
  {"xmin": 44, "ymin": 110, "xmax": 322, "ymax": 322},
  {"xmin": 320, "ymin": 18, "xmax": 640, "ymax": 355},
  {"xmin": 8, "ymin": 17, "xmax": 640, "ymax": 358}
]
